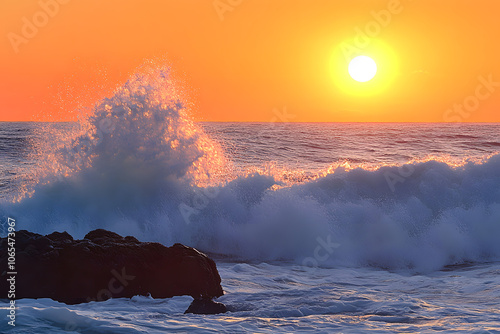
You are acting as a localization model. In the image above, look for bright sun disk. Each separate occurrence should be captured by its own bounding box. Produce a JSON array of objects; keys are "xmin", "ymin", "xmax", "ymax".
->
[{"xmin": 348, "ymin": 56, "xmax": 377, "ymax": 82}]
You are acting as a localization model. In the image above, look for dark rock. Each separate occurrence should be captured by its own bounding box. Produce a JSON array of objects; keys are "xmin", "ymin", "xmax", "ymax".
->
[
  {"xmin": 84, "ymin": 229, "xmax": 123, "ymax": 244},
  {"xmin": 0, "ymin": 230, "xmax": 224, "ymax": 307},
  {"xmin": 124, "ymin": 235, "xmax": 140, "ymax": 243},
  {"xmin": 46, "ymin": 231, "xmax": 74, "ymax": 244},
  {"xmin": 185, "ymin": 298, "xmax": 227, "ymax": 315}
]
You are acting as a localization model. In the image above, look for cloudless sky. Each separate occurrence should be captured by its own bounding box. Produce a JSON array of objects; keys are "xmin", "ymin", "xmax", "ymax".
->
[{"xmin": 1, "ymin": 0, "xmax": 500, "ymax": 122}]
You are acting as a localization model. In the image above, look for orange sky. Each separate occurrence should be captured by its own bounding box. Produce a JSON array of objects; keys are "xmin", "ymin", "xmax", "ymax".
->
[{"xmin": 1, "ymin": 0, "xmax": 500, "ymax": 122}]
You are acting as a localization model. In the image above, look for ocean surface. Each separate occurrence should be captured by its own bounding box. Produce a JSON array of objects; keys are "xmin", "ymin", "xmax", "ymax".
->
[{"xmin": 1, "ymin": 70, "xmax": 500, "ymax": 333}]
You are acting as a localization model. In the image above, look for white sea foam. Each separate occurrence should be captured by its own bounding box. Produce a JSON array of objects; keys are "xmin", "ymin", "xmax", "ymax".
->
[
  {"xmin": 1, "ymin": 262, "xmax": 499, "ymax": 333},
  {"xmin": 1, "ymin": 66, "xmax": 499, "ymax": 273}
]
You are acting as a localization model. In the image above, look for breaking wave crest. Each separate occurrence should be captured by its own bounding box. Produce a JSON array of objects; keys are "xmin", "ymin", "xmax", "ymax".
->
[{"xmin": 1, "ymin": 65, "xmax": 500, "ymax": 273}]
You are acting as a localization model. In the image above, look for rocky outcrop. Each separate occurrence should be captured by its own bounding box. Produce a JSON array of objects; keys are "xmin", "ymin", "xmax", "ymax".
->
[
  {"xmin": 185, "ymin": 298, "xmax": 227, "ymax": 314},
  {"xmin": 0, "ymin": 229, "xmax": 225, "ymax": 313}
]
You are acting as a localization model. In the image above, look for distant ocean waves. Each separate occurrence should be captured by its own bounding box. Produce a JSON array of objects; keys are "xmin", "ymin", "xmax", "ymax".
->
[{"xmin": 201, "ymin": 122, "xmax": 500, "ymax": 172}]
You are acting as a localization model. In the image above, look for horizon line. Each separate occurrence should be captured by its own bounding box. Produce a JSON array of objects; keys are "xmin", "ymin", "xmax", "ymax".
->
[{"xmin": 1, "ymin": 120, "xmax": 499, "ymax": 124}]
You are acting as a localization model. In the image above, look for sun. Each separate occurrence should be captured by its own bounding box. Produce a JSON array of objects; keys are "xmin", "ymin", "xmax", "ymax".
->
[
  {"xmin": 348, "ymin": 56, "xmax": 377, "ymax": 82},
  {"xmin": 330, "ymin": 38, "xmax": 398, "ymax": 96}
]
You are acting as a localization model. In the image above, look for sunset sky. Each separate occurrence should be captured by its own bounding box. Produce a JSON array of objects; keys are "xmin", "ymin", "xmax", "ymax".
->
[{"xmin": 1, "ymin": 0, "xmax": 500, "ymax": 122}]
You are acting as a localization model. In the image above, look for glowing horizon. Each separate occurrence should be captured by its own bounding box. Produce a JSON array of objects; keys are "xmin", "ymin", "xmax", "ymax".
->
[{"xmin": 1, "ymin": 0, "xmax": 500, "ymax": 122}]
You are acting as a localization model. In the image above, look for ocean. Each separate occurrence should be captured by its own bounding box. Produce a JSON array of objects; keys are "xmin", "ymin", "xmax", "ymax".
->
[{"xmin": 1, "ymin": 70, "xmax": 499, "ymax": 333}]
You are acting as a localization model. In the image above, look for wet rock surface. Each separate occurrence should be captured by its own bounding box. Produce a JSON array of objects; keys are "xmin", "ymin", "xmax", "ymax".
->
[
  {"xmin": 185, "ymin": 298, "xmax": 227, "ymax": 315},
  {"xmin": 0, "ymin": 229, "xmax": 225, "ymax": 312}
]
